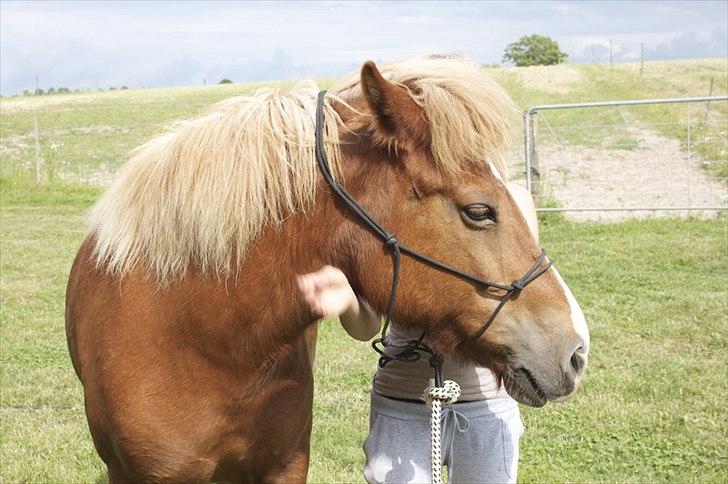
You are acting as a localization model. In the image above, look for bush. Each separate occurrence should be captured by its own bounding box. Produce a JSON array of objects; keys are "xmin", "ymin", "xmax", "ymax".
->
[
  {"xmin": 503, "ymin": 35, "xmax": 567, "ymax": 66},
  {"xmin": 218, "ymin": 78, "xmax": 233, "ymax": 84}
]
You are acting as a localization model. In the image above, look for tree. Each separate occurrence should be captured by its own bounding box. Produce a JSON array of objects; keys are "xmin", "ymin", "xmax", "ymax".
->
[
  {"xmin": 503, "ymin": 35, "xmax": 567, "ymax": 66},
  {"xmin": 218, "ymin": 78, "xmax": 233, "ymax": 84}
]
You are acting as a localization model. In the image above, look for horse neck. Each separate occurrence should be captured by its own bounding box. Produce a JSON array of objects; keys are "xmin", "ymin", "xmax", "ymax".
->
[{"xmin": 179, "ymin": 131, "xmax": 396, "ymax": 368}]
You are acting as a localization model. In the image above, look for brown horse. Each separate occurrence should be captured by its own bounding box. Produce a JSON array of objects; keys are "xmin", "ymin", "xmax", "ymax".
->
[{"xmin": 66, "ymin": 56, "xmax": 590, "ymax": 482}]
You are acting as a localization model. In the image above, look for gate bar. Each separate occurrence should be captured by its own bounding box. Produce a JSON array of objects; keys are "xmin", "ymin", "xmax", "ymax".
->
[
  {"xmin": 537, "ymin": 206, "xmax": 728, "ymax": 212},
  {"xmin": 527, "ymin": 95, "xmax": 728, "ymax": 114}
]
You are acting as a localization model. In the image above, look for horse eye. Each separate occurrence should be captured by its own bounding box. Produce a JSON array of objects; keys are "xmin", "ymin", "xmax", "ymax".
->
[{"xmin": 461, "ymin": 204, "xmax": 496, "ymax": 226}]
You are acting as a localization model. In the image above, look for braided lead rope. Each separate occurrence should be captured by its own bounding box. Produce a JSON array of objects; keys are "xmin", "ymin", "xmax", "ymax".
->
[{"xmin": 423, "ymin": 380, "xmax": 461, "ymax": 483}]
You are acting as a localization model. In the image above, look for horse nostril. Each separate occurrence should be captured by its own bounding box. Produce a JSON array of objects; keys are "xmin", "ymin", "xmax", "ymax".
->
[{"xmin": 570, "ymin": 347, "xmax": 586, "ymax": 374}]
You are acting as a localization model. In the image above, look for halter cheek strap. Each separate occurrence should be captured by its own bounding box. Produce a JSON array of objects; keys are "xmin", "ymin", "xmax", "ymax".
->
[{"xmin": 314, "ymin": 90, "xmax": 552, "ymax": 382}]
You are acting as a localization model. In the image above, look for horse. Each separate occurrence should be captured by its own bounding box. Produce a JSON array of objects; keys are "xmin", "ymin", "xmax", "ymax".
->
[{"xmin": 66, "ymin": 55, "xmax": 590, "ymax": 482}]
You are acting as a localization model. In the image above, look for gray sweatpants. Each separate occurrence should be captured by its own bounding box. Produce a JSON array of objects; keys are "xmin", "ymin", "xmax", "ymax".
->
[{"xmin": 363, "ymin": 391, "xmax": 523, "ymax": 484}]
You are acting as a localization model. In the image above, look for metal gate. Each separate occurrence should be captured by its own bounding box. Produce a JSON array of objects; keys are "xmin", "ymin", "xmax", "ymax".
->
[{"xmin": 523, "ymin": 95, "xmax": 728, "ymax": 219}]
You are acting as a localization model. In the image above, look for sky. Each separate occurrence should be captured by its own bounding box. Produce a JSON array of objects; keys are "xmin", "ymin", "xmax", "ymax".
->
[{"xmin": 1, "ymin": 0, "xmax": 726, "ymax": 95}]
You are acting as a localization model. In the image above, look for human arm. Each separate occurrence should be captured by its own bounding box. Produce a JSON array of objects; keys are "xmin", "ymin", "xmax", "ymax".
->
[{"xmin": 296, "ymin": 265, "xmax": 381, "ymax": 341}]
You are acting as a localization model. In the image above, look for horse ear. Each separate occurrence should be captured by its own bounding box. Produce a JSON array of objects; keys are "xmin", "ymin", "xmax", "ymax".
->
[{"xmin": 360, "ymin": 61, "xmax": 429, "ymax": 148}]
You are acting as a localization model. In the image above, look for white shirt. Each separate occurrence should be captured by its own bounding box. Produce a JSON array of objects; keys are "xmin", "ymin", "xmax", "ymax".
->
[{"xmin": 373, "ymin": 322, "xmax": 512, "ymax": 401}]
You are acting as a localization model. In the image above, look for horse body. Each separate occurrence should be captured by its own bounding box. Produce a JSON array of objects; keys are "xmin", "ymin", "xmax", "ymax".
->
[
  {"xmin": 67, "ymin": 238, "xmax": 318, "ymax": 481},
  {"xmin": 67, "ymin": 56, "xmax": 590, "ymax": 481},
  {"xmin": 66, "ymin": 134, "xmax": 407, "ymax": 480}
]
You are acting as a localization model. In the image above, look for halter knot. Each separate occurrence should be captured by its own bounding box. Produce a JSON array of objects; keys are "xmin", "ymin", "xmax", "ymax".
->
[
  {"xmin": 384, "ymin": 234, "xmax": 398, "ymax": 247},
  {"xmin": 423, "ymin": 380, "xmax": 461, "ymax": 406},
  {"xmin": 429, "ymin": 354, "xmax": 444, "ymax": 369}
]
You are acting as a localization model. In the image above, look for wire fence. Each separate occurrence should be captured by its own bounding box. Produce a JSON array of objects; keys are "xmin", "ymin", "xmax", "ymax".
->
[
  {"xmin": 4, "ymin": 94, "xmax": 727, "ymax": 223},
  {"xmin": 521, "ymin": 95, "xmax": 728, "ymax": 220}
]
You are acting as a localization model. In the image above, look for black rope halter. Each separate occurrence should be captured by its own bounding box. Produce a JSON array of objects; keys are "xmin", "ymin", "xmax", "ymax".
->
[{"xmin": 314, "ymin": 91, "xmax": 552, "ymax": 386}]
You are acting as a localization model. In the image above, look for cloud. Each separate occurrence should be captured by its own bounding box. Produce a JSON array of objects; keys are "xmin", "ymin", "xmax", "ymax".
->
[
  {"xmin": 1, "ymin": 1, "xmax": 726, "ymax": 95},
  {"xmin": 648, "ymin": 28, "xmax": 728, "ymax": 60},
  {"xmin": 140, "ymin": 57, "xmax": 205, "ymax": 88},
  {"xmin": 225, "ymin": 49, "xmax": 296, "ymax": 83},
  {"xmin": 572, "ymin": 28, "xmax": 727, "ymax": 63}
]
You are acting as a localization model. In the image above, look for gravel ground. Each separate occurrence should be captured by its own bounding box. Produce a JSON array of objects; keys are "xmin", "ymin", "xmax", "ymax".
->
[{"xmin": 525, "ymin": 125, "xmax": 727, "ymax": 221}]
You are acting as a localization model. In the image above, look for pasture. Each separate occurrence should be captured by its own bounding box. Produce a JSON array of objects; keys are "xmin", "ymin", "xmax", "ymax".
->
[
  {"xmin": 1, "ymin": 59, "xmax": 726, "ymax": 184},
  {"xmin": 1, "ymin": 59, "xmax": 727, "ymax": 482}
]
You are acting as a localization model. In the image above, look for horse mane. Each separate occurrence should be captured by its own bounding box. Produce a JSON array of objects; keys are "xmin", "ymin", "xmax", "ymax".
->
[{"xmin": 89, "ymin": 55, "xmax": 517, "ymax": 281}]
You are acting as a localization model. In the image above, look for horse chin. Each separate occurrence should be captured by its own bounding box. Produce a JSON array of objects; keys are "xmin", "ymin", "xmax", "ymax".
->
[{"xmin": 503, "ymin": 369, "xmax": 548, "ymax": 407}]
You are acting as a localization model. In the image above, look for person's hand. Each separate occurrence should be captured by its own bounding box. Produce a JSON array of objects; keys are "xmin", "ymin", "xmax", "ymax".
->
[{"xmin": 296, "ymin": 265, "xmax": 359, "ymax": 318}]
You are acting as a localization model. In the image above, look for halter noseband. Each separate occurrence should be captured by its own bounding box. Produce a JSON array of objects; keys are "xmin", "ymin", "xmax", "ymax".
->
[{"xmin": 314, "ymin": 91, "xmax": 552, "ymax": 385}]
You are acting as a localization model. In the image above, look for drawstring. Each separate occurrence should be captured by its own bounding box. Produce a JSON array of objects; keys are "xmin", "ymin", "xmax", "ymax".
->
[
  {"xmin": 442, "ymin": 406, "xmax": 471, "ymax": 475},
  {"xmin": 442, "ymin": 407, "xmax": 471, "ymax": 433},
  {"xmin": 441, "ymin": 406, "xmax": 471, "ymax": 483}
]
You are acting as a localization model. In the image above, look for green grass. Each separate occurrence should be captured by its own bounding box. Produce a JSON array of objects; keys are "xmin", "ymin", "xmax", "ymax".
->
[
  {"xmin": 1, "ymin": 182, "xmax": 726, "ymax": 482},
  {"xmin": 1, "ymin": 59, "xmax": 727, "ymax": 481},
  {"xmin": 0, "ymin": 79, "xmax": 337, "ymax": 184}
]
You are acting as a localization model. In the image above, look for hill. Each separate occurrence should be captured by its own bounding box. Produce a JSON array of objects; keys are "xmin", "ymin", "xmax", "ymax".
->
[{"xmin": 1, "ymin": 58, "xmax": 726, "ymax": 187}]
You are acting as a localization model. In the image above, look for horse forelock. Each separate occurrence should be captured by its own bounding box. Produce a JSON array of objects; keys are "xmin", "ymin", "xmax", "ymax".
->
[
  {"xmin": 88, "ymin": 55, "xmax": 517, "ymax": 282},
  {"xmin": 331, "ymin": 54, "xmax": 517, "ymax": 178}
]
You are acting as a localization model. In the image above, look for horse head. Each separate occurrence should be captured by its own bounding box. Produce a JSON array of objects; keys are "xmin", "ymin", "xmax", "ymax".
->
[{"xmin": 329, "ymin": 58, "xmax": 590, "ymax": 406}]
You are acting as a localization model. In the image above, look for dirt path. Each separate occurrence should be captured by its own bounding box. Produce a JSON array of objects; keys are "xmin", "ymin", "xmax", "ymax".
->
[{"xmin": 523, "ymin": 125, "xmax": 727, "ymax": 221}]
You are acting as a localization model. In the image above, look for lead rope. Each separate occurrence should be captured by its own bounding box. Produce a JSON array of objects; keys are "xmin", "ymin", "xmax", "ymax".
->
[{"xmin": 424, "ymin": 380, "xmax": 461, "ymax": 483}]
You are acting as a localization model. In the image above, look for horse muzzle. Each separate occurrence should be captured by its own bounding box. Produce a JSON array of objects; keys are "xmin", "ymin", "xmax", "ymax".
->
[{"xmin": 504, "ymin": 338, "xmax": 588, "ymax": 407}]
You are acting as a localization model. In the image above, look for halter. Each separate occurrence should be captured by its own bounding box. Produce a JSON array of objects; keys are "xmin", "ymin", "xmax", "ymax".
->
[{"xmin": 314, "ymin": 91, "xmax": 552, "ymax": 385}]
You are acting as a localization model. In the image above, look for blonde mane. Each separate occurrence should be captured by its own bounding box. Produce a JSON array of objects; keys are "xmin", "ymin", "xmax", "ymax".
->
[{"xmin": 89, "ymin": 55, "xmax": 517, "ymax": 281}]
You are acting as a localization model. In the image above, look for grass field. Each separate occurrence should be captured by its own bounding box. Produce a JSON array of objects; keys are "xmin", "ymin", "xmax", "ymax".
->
[
  {"xmin": 1, "ymin": 181, "xmax": 726, "ymax": 482},
  {"xmin": 1, "ymin": 59, "xmax": 726, "ymax": 183},
  {"xmin": 1, "ymin": 59, "xmax": 727, "ymax": 482}
]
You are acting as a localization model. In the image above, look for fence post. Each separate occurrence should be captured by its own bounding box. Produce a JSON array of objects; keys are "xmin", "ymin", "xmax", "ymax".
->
[
  {"xmin": 34, "ymin": 115, "xmax": 41, "ymax": 184},
  {"xmin": 640, "ymin": 43, "xmax": 644, "ymax": 79},
  {"xmin": 703, "ymin": 77, "xmax": 714, "ymax": 125},
  {"xmin": 686, "ymin": 107, "xmax": 692, "ymax": 208},
  {"xmin": 524, "ymin": 110, "xmax": 541, "ymax": 200},
  {"xmin": 609, "ymin": 40, "xmax": 613, "ymax": 69},
  {"xmin": 524, "ymin": 112, "xmax": 530, "ymax": 192}
]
